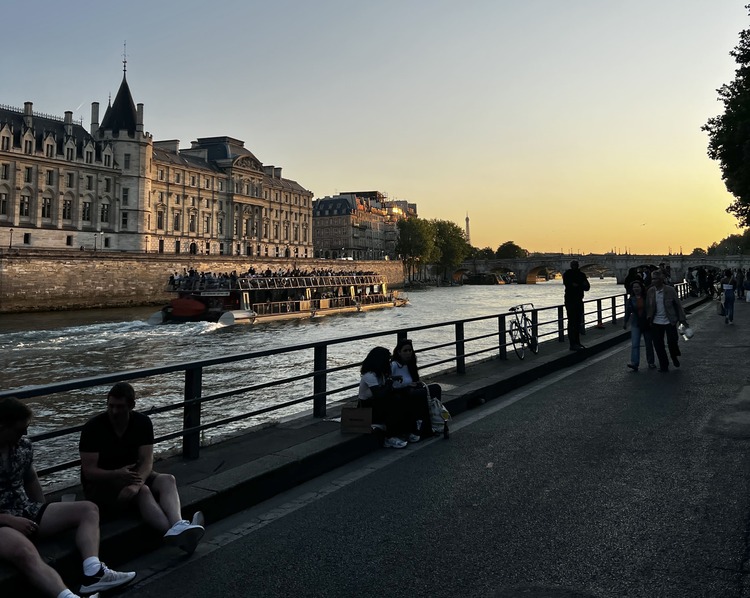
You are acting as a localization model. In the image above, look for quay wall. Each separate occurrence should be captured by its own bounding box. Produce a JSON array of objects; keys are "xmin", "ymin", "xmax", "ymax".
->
[{"xmin": 0, "ymin": 250, "xmax": 405, "ymax": 313}]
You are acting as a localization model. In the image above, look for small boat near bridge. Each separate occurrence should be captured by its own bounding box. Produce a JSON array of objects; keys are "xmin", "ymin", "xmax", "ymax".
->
[{"xmin": 148, "ymin": 273, "xmax": 408, "ymax": 326}]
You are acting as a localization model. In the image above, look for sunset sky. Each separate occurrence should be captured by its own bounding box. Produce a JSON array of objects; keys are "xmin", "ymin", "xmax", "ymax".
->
[{"xmin": 1, "ymin": 1, "xmax": 746, "ymax": 254}]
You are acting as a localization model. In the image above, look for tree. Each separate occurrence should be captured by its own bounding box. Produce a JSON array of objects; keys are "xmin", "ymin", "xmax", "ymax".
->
[
  {"xmin": 429, "ymin": 219, "xmax": 471, "ymax": 281},
  {"xmin": 703, "ymin": 5, "xmax": 750, "ymax": 226},
  {"xmin": 395, "ymin": 218, "xmax": 435, "ymax": 282},
  {"xmin": 690, "ymin": 247, "xmax": 707, "ymax": 256},
  {"xmin": 495, "ymin": 241, "xmax": 528, "ymax": 258},
  {"xmin": 477, "ymin": 246, "xmax": 496, "ymax": 260}
]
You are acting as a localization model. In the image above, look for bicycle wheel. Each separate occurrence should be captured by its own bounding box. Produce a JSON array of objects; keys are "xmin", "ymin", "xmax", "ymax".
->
[
  {"xmin": 524, "ymin": 316, "xmax": 539, "ymax": 354},
  {"xmin": 509, "ymin": 319, "xmax": 525, "ymax": 359}
]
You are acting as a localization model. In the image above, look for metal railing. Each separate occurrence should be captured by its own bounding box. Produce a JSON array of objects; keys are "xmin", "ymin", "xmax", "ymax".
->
[{"xmin": 0, "ymin": 283, "xmax": 688, "ymax": 484}]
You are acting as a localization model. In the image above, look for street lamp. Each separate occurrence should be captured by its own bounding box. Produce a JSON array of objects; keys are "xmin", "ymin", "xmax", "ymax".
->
[{"xmin": 8, "ymin": 228, "xmax": 13, "ymax": 248}]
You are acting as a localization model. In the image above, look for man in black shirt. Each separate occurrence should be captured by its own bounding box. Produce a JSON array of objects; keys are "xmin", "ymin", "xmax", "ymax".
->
[
  {"xmin": 562, "ymin": 260, "xmax": 590, "ymax": 350},
  {"xmin": 79, "ymin": 383, "xmax": 205, "ymax": 555}
]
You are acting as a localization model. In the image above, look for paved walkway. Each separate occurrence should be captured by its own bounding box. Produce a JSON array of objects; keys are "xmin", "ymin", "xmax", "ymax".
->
[{"xmin": 0, "ymin": 292, "xmax": 717, "ymax": 595}]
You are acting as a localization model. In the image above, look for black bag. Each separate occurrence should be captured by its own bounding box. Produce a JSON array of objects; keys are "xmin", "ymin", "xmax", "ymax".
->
[{"xmin": 717, "ymin": 301, "xmax": 725, "ymax": 317}]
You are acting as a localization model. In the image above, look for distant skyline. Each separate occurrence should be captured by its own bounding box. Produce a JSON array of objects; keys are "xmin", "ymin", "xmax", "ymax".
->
[{"xmin": 1, "ymin": 1, "xmax": 746, "ymax": 254}]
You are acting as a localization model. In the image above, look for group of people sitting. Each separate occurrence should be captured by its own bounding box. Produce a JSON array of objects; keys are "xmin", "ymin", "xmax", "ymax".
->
[
  {"xmin": 358, "ymin": 339, "xmax": 443, "ymax": 449},
  {"xmin": 168, "ymin": 267, "xmax": 380, "ymax": 291},
  {"xmin": 0, "ymin": 383, "xmax": 205, "ymax": 598}
]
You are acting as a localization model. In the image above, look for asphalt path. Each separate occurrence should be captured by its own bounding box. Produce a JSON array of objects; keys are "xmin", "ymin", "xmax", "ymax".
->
[{"xmin": 116, "ymin": 298, "xmax": 750, "ymax": 598}]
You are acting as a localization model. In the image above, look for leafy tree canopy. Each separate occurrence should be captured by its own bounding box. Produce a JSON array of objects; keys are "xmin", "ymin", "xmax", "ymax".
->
[
  {"xmin": 429, "ymin": 219, "xmax": 470, "ymax": 274},
  {"xmin": 690, "ymin": 247, "xmax": 707, "ymax": 256},
  {"xmin": 495, "ymin": 241, "xmax": 528, "ymax": 258},
  {"xmin": 395, "ymin": 217, "xmax": 436, "ymax": 281},
  {"xmin": 703, "ymin": 4, "xmax": 750, "ymax": 226}
]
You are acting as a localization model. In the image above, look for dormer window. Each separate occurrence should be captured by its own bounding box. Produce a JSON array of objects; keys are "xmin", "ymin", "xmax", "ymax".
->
[
  {"xmin": 66, "ymin": 147, "xmax": 74, "ymax": 161},
  {"xmin": 24, "ymin": 140, "xmax": 33, "ymax": 154},
  {"xmin": 0, "ymin": 136, "xmax": 9, "ymax": 151},
  {"xmin": 104, "ymin": 154, "xmax": 111, "ymax": 167},
  {"xmin": 46, "ymin": 144, "xmax": 54, "ymax": 158}
]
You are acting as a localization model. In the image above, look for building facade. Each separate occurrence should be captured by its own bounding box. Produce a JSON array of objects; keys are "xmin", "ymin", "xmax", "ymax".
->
[
  {"xmin": 0, "ymin": 72, "xmax": 313, "ymax": 258},
  {"xmin": 312, "ymin": 191, "xmax": 416, "ymax": 260}
]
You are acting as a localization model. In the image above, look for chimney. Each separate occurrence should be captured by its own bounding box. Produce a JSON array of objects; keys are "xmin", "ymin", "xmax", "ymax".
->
[
  {"xmin": 273, "ymin": 167, "xmax": 282, "ymax": 179},
  {"xmin": 23, "ymin": 102, "xmax": 33, "ymax": 128},
  {"xmin": 136, "ymin": 103, "xmax": 144, "ymax": 133},
  {"xmin": 64, "ymin": 111, "xmax": 73, "ymax": 136},
  {"xmin": 90, "ymin": 102, "xmax": 100, "ymax": 136},
  {"xmin": 263, "ymin": 165, "xmax": 274, "ymax": 177}
]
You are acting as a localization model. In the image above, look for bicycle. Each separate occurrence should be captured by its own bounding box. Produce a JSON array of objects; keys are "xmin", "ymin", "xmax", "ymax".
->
[{"xmin": 508, "ymin": 303, "xmax": 539, "ymax": 360}]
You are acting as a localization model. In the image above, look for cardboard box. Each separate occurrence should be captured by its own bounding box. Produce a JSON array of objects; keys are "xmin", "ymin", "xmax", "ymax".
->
[{"xmin": 340, "ymin": 402, "xmax": 373, "ymax": 434}]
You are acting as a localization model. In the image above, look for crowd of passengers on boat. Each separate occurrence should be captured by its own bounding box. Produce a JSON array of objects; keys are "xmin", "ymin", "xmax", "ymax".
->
[{"xmin": 167, "ymin": 267, "xmax": 381, "ymax": 291}]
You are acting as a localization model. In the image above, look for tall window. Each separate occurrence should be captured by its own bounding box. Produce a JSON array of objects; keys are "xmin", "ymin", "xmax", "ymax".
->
[
  {"xmin": 46, "ymin": 170, "xmax": 54, "ymax": 185},
  {"xmin": 100, "ymin": 204, "xmax": 110, "ymax": 223},
  {"xmin": 41, "ymin": 197, "xmax": 51, "ymax": 218},
  {"xmin": 67, "ymin": 172, "xmax": 74, "ymax": 187},
  {"xmin": 121, "ymin": 212, "xmax": 129, "ymax": 229},
  {"xmin": 46, "ymin": 144, "xmax": 54, "ymax": 158},
  {"xmin": 157, "ymin": 211, "xmax": 164, "ymax": 230},
  {"xmin": 0, "ymin": 164, "xmax": 8, "ymax": 179},
  {"xmin": 62, "ymin": 200, "xmax": 72, "ymax": 220},
  {"xmin": 24, "ymin": 140, "xmax": 33, "ymax": 154},
  {"xmin": 1, "ymin": 136, "xmax": 9, "ymax": 151},
  {"xmin": 66, "ymin": 147, "xmax": 74, "ymax": 160},
  {"xmin": 122, "ymin": 188, "xmax": 129, "ymax": 205},
  {"xmin": 204, "ymin": 215, "xmax": 211, "ymax": 234},
  {"xmin": 24, "ymin": 167, "xmax": 32, "ymax": 183},
  {"xmin": 104, "ymin": 178, "xmax": 111, "ymax": 192},
  {"xmin": 173, "ymin": 213, "xmax": 181, "ymax": 231},
  {"xmin": 85, "ymin": 150, "xmax": 93, "ymax": 164},
  {"xmin": 124, "ymin": 154, "xmax": 131, "ymax": 169},
  {"xmin": 189, "ymin": 214, "xmax": 196, "ymax": 233},
  {"xmin": 0, "ymin": 193, "xmax": 7, "ymax": 215},
  {"xmin": 82, "ymin": 202, "xmax": 91, "ymax": 222},
  {"xmin": 104, "ymin": 154, "xmax": 111, "ymax": 167},
  {"xmin": 19, "ymin": 195, "xmax": 30, "ymax": 217},
  {"xmin": 86, "ymin": 175, "xmax": 93, "ymax": 190}
]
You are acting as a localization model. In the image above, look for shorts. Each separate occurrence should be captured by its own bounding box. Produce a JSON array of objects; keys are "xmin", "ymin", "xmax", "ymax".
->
[{"xmin": 83, "ymin": 472, "xmax": 159, "ymax": 515}]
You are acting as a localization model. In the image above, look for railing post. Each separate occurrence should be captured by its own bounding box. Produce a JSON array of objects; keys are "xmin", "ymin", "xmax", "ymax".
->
[
  {"xmin": 183, "ymin": 366, "xmax": 202, "ymax": 460},
  {"xmin": 397, "ymin": 330, "xmax": 408, "ymax": 343},
  {"xmin": 313, "ymin": 344, "xmax": 327, "ymax": 417},
  {"xmin": 498, "ymin": 315, "xmax": 507, "ymax": 360},
  {"xmin": 455, "ymin": 321, "xmax": 466, "ymax": 374},
  {"xmin": 531, "ymin": 309, "xmax": 538, "ymax": 345},
  {"xmin": 557, "ymin": 305, "xmax": 565, "ymax": 342},
  {"xmin": 596, "ymin": 298, "xmax": 603, "ymax": 328},
  {"xmin": 611, "ymin": 297, "xmax": 617, "ymax": 324}
]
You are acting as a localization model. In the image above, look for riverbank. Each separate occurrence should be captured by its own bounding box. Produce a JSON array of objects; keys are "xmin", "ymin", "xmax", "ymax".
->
[{"xmin": 0, "ymin": 250, "xmax": 405, "ymax": 313}]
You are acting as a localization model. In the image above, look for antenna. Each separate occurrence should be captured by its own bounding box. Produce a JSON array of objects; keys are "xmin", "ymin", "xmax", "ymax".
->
[{"xmin": 122, "ymin": 41, "xmax": 128, "ymax": 74}]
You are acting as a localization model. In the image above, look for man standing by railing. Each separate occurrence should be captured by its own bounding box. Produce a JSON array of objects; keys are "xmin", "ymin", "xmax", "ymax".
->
[{"xmin": 563, "ymin": 260, "xmax": 590, "ymax": 351}]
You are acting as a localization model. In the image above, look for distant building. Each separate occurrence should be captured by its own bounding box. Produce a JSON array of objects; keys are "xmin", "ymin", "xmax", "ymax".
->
[
  {"xmin": 0, "ymin": 69, "xmax": 313, "ymax": 257},
  {"xmin": 312, "ymin": 190, "xmax": 416, "ymax": 260}
]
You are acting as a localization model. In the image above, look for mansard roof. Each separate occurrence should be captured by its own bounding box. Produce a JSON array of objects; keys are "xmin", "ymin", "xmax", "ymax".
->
[
  {"xmin": 0, "ymin": 105, "xmax": 92, "ymax": 154},
  {"xmin": 191, "ymin": 136, "xmax": 261, "ymax": 167},
  {"xmin": 152, "ymin": 146, "xmax": 223, "ymax": 174},
  {"xmin": 99, "ymin": 75, "xmax": 137, "ymax": 135},
  {"xmin": 312, "ymin": 195, "xmax": 357, "ymax": 215}
]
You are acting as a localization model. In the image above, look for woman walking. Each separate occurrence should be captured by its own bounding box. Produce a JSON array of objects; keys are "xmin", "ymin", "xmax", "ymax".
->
[
  {"xmin": 623, "ymin": 280, "xmax": 655, "ymax": 371},
  {"xmin": 721, "ymin": 269, "xmax": 737, "ymax": 324}
]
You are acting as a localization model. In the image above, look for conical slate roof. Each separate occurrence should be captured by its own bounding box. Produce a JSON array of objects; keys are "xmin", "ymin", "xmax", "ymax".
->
[{"xmin": 99, "ymin": 75, "xmax": 137, "ymax": 135}]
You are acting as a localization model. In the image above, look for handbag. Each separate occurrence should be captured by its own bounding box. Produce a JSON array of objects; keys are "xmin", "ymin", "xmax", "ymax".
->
[
  {"xmin": 717, "ymin": 301, "xmax": 725, "ymax": 317},
  {"xmin": 428, "ymin": 396, "xmax": 451, "ymax": 432}
]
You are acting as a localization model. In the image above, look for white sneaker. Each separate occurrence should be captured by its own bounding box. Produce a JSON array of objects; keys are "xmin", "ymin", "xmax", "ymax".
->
[
  {"xmin": 407, "ymin": 433, "xmax": 421, "ymax": 443},
  {"xmin": 383, "ymin": 437, "xmax": 407, "ymax": 449},
  {"xmin": 80, "ymin": 564, "xmax": 136, "ymax": 594},
  {"xmin": 191, "ymin": 510, "xmax": 205, "ymax": 527},
  {"xmin": 164, "ymin": 519, "xmax": 205, "ymax": 555}
]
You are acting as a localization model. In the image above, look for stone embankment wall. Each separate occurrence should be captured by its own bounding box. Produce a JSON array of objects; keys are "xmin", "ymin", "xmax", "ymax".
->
[{"xmin": 0, "ymin": 250, "xmax": 405, "ymax": 313}]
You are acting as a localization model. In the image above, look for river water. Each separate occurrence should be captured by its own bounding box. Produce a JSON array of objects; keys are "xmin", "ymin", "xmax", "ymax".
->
[{"xmin": 1, "ymin": 278, "xmax": 624, "ymax": 488}]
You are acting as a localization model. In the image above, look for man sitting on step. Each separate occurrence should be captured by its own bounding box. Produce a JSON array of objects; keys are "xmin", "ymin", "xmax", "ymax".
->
[{"xmin": 79, "ymin": 382, "xmax": 205, "ymax": 554}]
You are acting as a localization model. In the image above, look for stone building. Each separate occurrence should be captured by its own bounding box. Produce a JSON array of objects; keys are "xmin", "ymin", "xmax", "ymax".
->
[
  {"xmin": 312, "ymin": 191, "xmax": 416, "ymax": 260},
  {"xmin": 0, "ymin": 70, "xmax": 313, "ymax": 258}
]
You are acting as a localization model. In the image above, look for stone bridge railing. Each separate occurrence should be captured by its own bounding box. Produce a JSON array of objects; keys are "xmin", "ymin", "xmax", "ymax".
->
[{"xmin": 459, "ymin": 254, "xmax": 750, "ymax": 284}]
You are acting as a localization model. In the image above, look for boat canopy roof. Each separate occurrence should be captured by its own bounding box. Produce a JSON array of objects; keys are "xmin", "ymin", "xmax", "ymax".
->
[{"xmin": 235, "ymin": 274, "xmax": 386, "ymax": 291}]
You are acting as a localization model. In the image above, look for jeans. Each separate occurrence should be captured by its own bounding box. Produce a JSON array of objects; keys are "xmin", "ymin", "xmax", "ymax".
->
[
  {"xmin": 630, "ymin": 323, "xmax": 654, "ymax": 367},
  {"xmin": 724, "ymin": 291, "xmax": 735, "ymax": 322},
  {"xmin": 566, "ymin": 300, "xmax": 584, "ymax": 347}
]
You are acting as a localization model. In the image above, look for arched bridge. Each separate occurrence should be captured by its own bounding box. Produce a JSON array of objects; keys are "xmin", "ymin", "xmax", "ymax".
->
[{"xmin": 459, "ymin": 254, "xmax": 750, "ymax": 284}]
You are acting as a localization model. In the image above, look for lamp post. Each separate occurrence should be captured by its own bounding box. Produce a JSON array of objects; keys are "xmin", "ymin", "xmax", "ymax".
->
[
  {"xmin": 8, "ymin": 228, "xmax": 13, "ymax": 249},
  {"xmin": 94, "ymin": 233, "xmax": 98, "ymax": 251}
]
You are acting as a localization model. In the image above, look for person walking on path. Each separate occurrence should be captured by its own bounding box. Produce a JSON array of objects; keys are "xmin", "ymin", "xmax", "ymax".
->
[
  {"xmin": 563, "ymin": 260, "xmax": 590, "ymax": 350},
  {"xmin": 0, "ymin": 397, "xmax": 136, "ymax": 598},
  {"xmin": 646, "ymin": 270, "xmax": 688, "ymax": 372},
  {"xmin": 623, "ymin": 280, "xmax": 655, "ymax": 372},
  {"xmin": 721, "ymin": 269, "xmax": 737, "ymax": 324},
  {"xmin": 79, "ymin": 383, "xmax": 205, "ymax": 555}
]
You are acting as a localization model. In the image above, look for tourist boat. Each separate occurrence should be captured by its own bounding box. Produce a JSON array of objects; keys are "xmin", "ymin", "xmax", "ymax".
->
[{"xmin": 147, "ymin": 273, "xmax": 408, "ymax": 326}]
